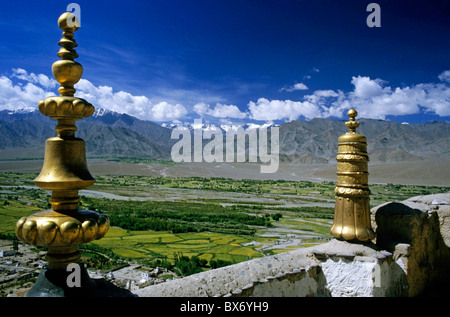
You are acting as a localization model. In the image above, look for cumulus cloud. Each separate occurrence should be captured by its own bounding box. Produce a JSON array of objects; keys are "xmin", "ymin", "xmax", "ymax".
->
[
  {"xmin": 248, "ymin": 89, "xmax": 347, "ymax": 121},
  {"xmin": 193, "ymin": 102, "xmax": 247, "ymax": 119},
  {"xmin": 280, "ymin": 82, "xmax": 309, "ymax": 92},
  {"xmin": 248, "ymin": 72, "xmax": 450, "ymax": 121},
  {"xmin": 12, "ymin": 68, "xmax": 57, "ymax": 89},
  {"xmin": 348, "ymin": 75, "xmax": 450, "ymax": 118},
  {"xmin": 0, "ymin": 69, "xmax": 188, "ymax": 122},
  {"xmin": 248, "ymin": 98, "xmax": 320, "ymax": 121},
  {"xmin": 438, "ymin": 70, "xmax": 450, "ymax": 83},
  {"xmin": 149, "ymin": 101, "xmax": 187, "ymax": 121},
  {"xmin": 74, "ymin": 79, "xmax": 188, "ymax": 122},
  {"xmin": 351, "ymin": 76, "xmax": 385, "ymax": 98},
  {"xmin": 0, "ymin": 75, "xmax": 53, "ymax": 111},
  {"xmin": 304, "ymin": 89, "xmax": 340, "ymax": 104}
]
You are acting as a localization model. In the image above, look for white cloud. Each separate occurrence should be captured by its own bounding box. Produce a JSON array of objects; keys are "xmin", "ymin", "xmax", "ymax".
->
[
  {"xmin": 0, "ymin": 69, "xmax": 188, "ymax": 122},
  {"xmin": 249, "ymin": 72, "xmax": 450, "ymax": 121},
  {"xmin": 192, "ymin": 102, "xmax": 208, "ymax": 116},
  {"xmin": 150, "ymin": 101, "xmax": 187, "ymax": 121},
  {"xmin": 280, "ymin": 82, "xmax": 309, "ymax": 92},
  {"xmin": 0, "ymin": 75, "xmax": 53, "ymax": 111},
  {"xmin": 12, "ymin": 68, "xmax": 57, "ymax": 89},
  {"xmin": 291, "ymin": 83, "xmax": 309, "ymax": 91},
  {"xmin": 74, "ymin": 79, "xmax": 188, "ymax": 122},
  {"xmin": 351, "ymin": 76, "xmax": 385, "ymax": 98},
  {"xmin": 193, "ymin": 102, "xmax": 247, "ymax": 119},
  {"xmin": 348, "ymin": 75, "xmax": 450, "ymax": 119},
  {"xmin": 438, "ymin": 70, "xmax": 450, "ymax": 83},
  {"xmin": 248, "ymin": 98, "xmax": 320, "ymax": 121},
  {"xmin": 412, "ymin": 83, "xmax": 450, "ymax": 116},
  {"xmin": 304, "ymin": 89, "xmax": 339, "ymax": 105}
]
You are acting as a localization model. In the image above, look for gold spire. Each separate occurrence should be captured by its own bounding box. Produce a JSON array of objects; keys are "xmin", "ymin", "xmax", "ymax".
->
[
  {"xmin": 330, "ymin": 109, "xmax": 375, "ymax": 242},
  {"xmin": 54, "ymin": 11, "xmax": 82, "ymax": 96},
  {"xmin": 38, "ymin": 12, "xmax": 94, "ymax": 140},
  {"xmin": 15, "ymin": 12, "xmax": 109, "ymax": 296}
]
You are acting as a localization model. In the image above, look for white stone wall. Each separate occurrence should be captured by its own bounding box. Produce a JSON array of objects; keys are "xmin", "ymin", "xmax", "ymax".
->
[
  {"xmin": 133, "ymin": 239, "xmax": 409, "ymax": 297},
  {"xmin": 321, "ymin": 257, "xmax": 378, "ymax": 297}
]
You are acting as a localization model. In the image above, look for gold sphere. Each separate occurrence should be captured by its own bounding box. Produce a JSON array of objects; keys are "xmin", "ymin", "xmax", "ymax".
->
[
  {"xmin": 58, "ymin": 12, "xmax": 80, "ymax": 32},
  {"xmin": 347, "ymin": 108, "xmax": 358, "ymax": 119},
  {"xmin": 52, "ymin": 60, "xmax": 83, "ymax": 87}
]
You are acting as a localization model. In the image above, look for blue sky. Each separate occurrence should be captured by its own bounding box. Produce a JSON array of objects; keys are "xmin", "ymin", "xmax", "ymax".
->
[{"xmin": 0, "ymin": 0, "xmax": 449, "ymax": 125}]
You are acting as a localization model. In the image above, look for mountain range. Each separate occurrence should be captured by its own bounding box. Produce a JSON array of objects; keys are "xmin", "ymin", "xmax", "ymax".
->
[{"xmin": 0, "ymin": 108, "xmax": 449, "ymax": 164}]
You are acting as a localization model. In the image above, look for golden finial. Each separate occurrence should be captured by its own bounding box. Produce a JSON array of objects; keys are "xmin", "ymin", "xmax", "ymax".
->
[
  {"xmin": 15, "ymin": 12, "xmax": 109, "ymax": 297},
  {"xmin": 330, "ymin": 108, "xmax": 375, "ymax": 242},
  {"xmin": 345, "ymin": 108, "xmax": 360, "ymax": 132}
]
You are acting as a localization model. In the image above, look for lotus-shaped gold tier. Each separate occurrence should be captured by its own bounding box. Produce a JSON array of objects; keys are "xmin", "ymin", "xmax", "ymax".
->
[
  {"xmin": 15, "ymin": 210, "xmax": 109, "ymax": 247},
  {"xmin": 38, "ymin": 97, "xmax": 94, "ymax": 120}
]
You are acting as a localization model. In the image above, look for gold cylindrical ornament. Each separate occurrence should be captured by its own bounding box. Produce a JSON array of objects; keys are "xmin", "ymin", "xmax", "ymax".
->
[
  {"xmin": 330, "ymin": 109, "xmax": 375, "ymax": 242},
  {"xmin": 14, "ymin": 12, "xmax": 109, "ymax": 297}
]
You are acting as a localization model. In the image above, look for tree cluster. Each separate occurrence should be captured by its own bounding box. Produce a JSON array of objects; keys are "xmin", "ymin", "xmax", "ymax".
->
[{"xmin": 81, "ymin": 196, "xmax": 271, "ymax": 236}]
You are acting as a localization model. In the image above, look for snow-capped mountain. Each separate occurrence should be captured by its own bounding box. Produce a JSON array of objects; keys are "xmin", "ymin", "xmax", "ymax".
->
[
  {"xmin": 161, "ymin": 121, "xmax": 277, "ymax": 133},
  {"xmin": 92, "ymin": 107, "xmax": 118, "ymax": 117},
  {"xmin": 4, "ymin": 108, "xmax": 36, "ymax": 115},
  {"xmin": 0, "ymin": 107, "xmax": 37, "ymax": 122}
]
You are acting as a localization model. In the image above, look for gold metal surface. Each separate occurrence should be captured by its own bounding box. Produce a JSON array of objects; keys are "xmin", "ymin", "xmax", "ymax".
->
[
  {"xmin": 15, "ymin": 12, "xmax": 109, "ymax": 277},
  {"xmin": 330, "ymin": 109, "xmax": 375, "ymax": 242}
]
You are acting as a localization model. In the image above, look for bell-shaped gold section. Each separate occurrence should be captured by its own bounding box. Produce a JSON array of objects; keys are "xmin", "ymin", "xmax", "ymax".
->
[
  {"xmin": 330, "ymin": 109, "xmax": 375, "ymax": 242},
  {"xmin": 34, "ymin": 137, "xmax": 94, "ymax": 191},
  {"xmin": 34, "ymin": 136, "xmax": 94, "ymax": 212}
]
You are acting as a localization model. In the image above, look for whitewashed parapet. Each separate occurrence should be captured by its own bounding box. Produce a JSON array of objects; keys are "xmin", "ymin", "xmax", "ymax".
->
[
  {"xmin": 132, "ymin": 246, "xmax": 321, "ymax": 297},
  {"xmin": 133, "ymin": 239, "xmax": 408, "ymax": 297}
]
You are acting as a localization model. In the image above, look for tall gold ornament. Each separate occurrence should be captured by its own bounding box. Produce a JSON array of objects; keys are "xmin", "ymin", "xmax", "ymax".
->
[
  {"xmin": 330, "ymin": 109, "xmax": 375, "ymax": 242},
  {"xmin": 15, "ymin": 12, "xmax": 109, "ymax": 296}
]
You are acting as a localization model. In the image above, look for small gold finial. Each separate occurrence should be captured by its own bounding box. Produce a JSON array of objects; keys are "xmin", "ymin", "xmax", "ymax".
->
[
  {"xmin": 52, "ymin": 12, "xmax": 83, "ymax": 97},
  {"xmin": 38, "ymin": 12, "xmax": 94, "ymax": 137},
  {"xmin": 345, "ymin": 108, "xmax": 360, "ymax": 132}
]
